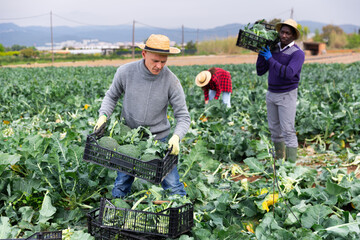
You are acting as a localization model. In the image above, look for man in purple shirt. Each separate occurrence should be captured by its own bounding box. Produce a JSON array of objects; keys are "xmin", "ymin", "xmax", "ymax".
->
[{"xmin": 256, "ymin": 19, "xmax": 305, "ymax": 162}]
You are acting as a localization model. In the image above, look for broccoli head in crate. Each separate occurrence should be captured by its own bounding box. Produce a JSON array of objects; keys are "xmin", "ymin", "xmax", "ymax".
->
[{"xmin": 236, "ymin": 21, "xmax": 279, "ymax": 52}]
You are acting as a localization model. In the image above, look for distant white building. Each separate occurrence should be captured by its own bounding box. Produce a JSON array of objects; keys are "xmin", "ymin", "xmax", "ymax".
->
[
  {"xmin": 37, "ymin": 39, "xmax": 142, "ymax": 54},
  {"xmin": 69, "ymin": 49, "xmax": 102, "ymax": 54}
]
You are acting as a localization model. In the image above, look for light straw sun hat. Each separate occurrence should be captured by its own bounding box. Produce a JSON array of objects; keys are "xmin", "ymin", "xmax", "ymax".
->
[
  {"xmin": 275, "ymin": 19, "xmax": 301, "ymax": 40},
  {"xmin": 195, "ymin": 71, "xmax": 212, "ymax": 87},
  {"xmin": 138, "ymin": 34, "xmax": 181, "ymax": 54}
]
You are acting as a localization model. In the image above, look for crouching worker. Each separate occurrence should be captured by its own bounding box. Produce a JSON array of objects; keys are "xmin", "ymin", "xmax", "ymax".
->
[
  {"xmin": 93, "ymin": 34, "xmax": 190, "ymax": 197},
  {"xmin": 195, "ymin": 67, "xmax": 232, "ymax": 108}
]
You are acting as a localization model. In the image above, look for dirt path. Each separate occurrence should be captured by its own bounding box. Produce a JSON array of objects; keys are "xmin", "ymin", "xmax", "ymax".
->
[{"xmin": 3, "ymin": 52, "xmax": 360, "ymax": 68}]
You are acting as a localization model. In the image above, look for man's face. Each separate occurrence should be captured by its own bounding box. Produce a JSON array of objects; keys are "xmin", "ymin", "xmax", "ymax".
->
[
  {"xmin": 279, "ymin": 25, "xmax": 296, "ymax": 46},
  {"xmin": 142, "ymin": 51, "xmax": 168, "ymax": 75}
]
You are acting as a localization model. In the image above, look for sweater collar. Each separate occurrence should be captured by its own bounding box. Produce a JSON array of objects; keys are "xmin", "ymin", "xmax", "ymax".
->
[
  {"xmin": 139, "ymin": 59, "xmax": 164, "ymax": 80},
  {"xmin": 278, "ymin": 41, "xmax": 295, "ymax": 51}
]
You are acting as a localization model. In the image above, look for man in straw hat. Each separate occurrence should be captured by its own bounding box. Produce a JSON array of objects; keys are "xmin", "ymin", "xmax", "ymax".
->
[
  {"xmin": 256, "ymin": 19, "xmax": 305, "ymax": 163},
  {"xmin": 93, "ymin": 34, "xmax": 190, "ymax": 197},
  {"xmin": 195, "ymin": 67, "xmax": 232, "ymax": 108}
]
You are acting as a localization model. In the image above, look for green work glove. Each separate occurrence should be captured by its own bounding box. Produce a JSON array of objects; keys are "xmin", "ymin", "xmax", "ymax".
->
[
  {"xmin": 168, "ymin": 134, "xmax": 180, "ymax": 155},
  {"xmin": 93, "ymin": 115, "xmax": 107, "ymax": 136}
]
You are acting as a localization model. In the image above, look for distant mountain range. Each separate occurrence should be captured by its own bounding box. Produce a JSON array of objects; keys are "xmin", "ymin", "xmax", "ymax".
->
[{"xmin": 0, "ymin": 21, "xmax": 359, "ymax": 48}]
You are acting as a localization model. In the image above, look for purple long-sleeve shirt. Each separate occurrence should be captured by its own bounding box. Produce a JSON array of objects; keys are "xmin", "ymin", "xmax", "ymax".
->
[{"xmin": 256, "ymin": 44, "xmax": 305, "ymax": 93}]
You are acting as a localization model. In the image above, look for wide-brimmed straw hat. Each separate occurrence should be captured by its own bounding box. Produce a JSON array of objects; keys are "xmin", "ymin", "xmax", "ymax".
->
[
  {"xmin": 138, "ymin": 34, "xmax": 181, "ymax": 54},
  {"xmin": 195, "ymin": 71, "xmax": 212, "ymax": 87},
  {"xmin": 275, "ymin": 19, "xmax": 301, "ymax": 40}
]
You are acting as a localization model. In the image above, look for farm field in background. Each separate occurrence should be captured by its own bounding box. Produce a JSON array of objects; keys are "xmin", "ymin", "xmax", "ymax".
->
[
  {"xmin": 0, "ymin": 62, "xmax": 360, "ymax": 239},
  {"xmin": 3, "ymin": 50, "xmax": 360, "ymax": 68}
]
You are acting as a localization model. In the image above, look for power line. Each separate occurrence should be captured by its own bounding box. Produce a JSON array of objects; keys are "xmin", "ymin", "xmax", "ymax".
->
[
  {"xmin": 0, "ymin": 12, "xmax": 238, "ymax": 33},
  {"xmin": 52, "ymin": 13, "xmax": 132, "ymax": 26},
  {"xmin": 52, "ymin": 13, "xmax": 94, "ymax": 26},
  {"xmin": 0, "ymin": 12, "xmax": 132, "ymax": 26},
  {"xmin": 135, "ymin": 21, "xmax": 182, "ymax": 32},
  {"xmin": 1, "ymin": 13, "xmax": 241, "ymax": 49},
  {"xmin": 0, "ymin": 13, "xmax": 49, "ymax": 21}
]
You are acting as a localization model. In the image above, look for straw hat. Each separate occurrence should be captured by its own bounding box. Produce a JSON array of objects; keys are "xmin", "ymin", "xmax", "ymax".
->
[
  {"xmin": 138, "ymin": 34, "xmax": 181, "ymax": 54},
  {"xmin": 275, "ymin": 19, "xmax": 301, "ymax": 40},
  {"xmin": 195, "ymin": 71, "xmax": 212, "ymax": 87}
]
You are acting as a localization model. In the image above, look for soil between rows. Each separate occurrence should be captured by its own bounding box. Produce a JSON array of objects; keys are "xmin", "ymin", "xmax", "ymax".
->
[{"xmin": 3, "ymin": 52, "xmax": 360, "ymax": 68}]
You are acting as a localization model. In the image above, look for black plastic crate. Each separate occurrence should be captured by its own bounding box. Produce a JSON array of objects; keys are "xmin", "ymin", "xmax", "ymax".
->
[
  {"xmin": 1, "ymin": 231, "xmax": 62, "ymax": 240},
  {"xmin": 87, "ymin": 198, "xmax": 193, "ymax": 239},
  {"xmin": 83, "ymin": 134, "xmax": 178, "ymax": 184},
  {"xmin": 254, "ymin": 21, "xmax": 276, "ymax": 31},
  {"xmin": 117, "ymin": 230, "xmax": 161, "ymax": 240},
  {"xmin": 236, "ymin": 22, "xmax": 279, "ymax": 52},
  {"xmin": 86, "ymin": 224, "xmax": 161, "ymax": 240}
]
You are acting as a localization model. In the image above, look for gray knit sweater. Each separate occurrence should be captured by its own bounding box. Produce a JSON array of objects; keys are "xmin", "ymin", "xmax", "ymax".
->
[{"xmin": 99, "ymin": 59, "xmax": 190, "ymax": 140}]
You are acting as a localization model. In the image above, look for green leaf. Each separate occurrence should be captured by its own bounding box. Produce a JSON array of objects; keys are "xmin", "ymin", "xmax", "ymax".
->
[
  {"xmin": 301, "ymin": 205, "xmax": 333, "ymax": 229},
  {"xmin": 209, "ymin": 212, "xmax": 224, "ymax": 229},
  {"xmin": 0, "ymin": 216, "xmax": 12, "ymax": 239},
  {"xmin": 193, "ymin": 228, "xmax": 212, "ymax": 240},
  {"xmin": 294, "ymin": 228, "xmax": 322, "ymax": 240},
  {"xmin": 0, "ymin": 216, "xmax": 19, "ymax": 239},
  {"xmin": 217, "ymin": 224, "xmax": 249, "ymax": 240},
  {"xmin": 38, "ymin": 192, "xmax": 56, "ymax": 224},
  {"xmin": 352, "ymin": 195, "xmax": 360, "ymax": 210},
  {"xmin": 19, "ymin": 207, "xmax": 35, "ymax": 223},
  {"xmin": 196, "ymin": 181, "xmax": 211, "ymax": 199},
  {"xmin": 285, "ymin": 201, "xmax": 310, "ymax": 226},
  {"xmin": 0, "ymin": 152, "xmax": 21, "ymax": 175},
  {"xmin": 284, "ymin": 211, "xmax": 301, "ymax": 226},
  {"xmin": 272, "ymin": 229, "xmax": 296, "ymax": 239},
  {"xmin": 239, "ymin": 199, "xmax": 258, "ymax": 217},
  {"xmin": 179, "ymin": 235, "xmax": 194, "ymax": 240},
  {"xmin": 111, "ymin": 198, "xmax": 131, "ymax": 209},
  {"xmin": 244, "ymin": 157, "xmax": 265, "ymax": 173},
  {"xmin": 317, "ymin": 222, "xmax": 360, "ymax": 238},
  {"xmin": 255, "ymin": 213, "xmax": 282, "ymax": 239},
  {"xmin": 185, "ymin": 184, "xmax": 202, "ymax": 200},
  {"xmin": 325, "ymin": 179, "xmax": 349, "ymax": 195},
  {"xmin": 70, "ymin": 231, "xmax": 95, "ymax": 240}
]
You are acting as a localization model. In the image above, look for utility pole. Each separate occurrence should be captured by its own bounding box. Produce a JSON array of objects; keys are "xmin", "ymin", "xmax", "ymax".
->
[
  {"xmin": 132, "ymin": 20, "xmax": 135, "ymax": 59},
  {"xmin": 290, "ymin": 7, "xmax": 294, "ymax": 19},
  {"xmin": 196, "ymin": 29, "xmax": 199, "ymax": 44},
  {"xmin": 182, "ymin": 25, "xmax": 184, "ymax": 56},
  {"xmin": 50, "ymin": 11, "xmax": 54, "ymax": 64}
]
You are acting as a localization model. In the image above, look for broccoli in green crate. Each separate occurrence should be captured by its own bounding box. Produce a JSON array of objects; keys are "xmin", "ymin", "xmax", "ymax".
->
[
  {"xmin": 97, "ymin": 118, "xmax": 169, "ymax": 160},
  {"xmin": 119, "ymin": 122, "xmax": 132, "ymax": 137},
  {"xmin": 244, "ymin": 23, "xmax": 279, "ymax": 41},
  {"xmin": 137, "ymin": 140, "xmax": 148, "ymax": 151},
  {"xmin": 109, "ymin": 118, "xmax": 138, "ymax": 143},
  {"xmin": 111, "ymin": 198, "xmax": 131, "ymax": 209},
  {"xmin": 117, "ymin": 144, "xmax": 142, "ymax": 159},
  {"xmin": 140, "ymin": 153, "xmax": 159, "ymax": 161},
  {"xmin": 101, "ymin": 194, "xmax": 192, "ymax": 235},
  {"xmin": 98, "ymin": 136, "xmax": 120, "ymax": 151},
  {"xmin": 238, "ymin": 20, "xmax": 279, "ymax": 52}
]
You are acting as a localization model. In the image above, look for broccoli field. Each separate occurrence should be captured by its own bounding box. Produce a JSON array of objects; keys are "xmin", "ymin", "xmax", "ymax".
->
[{"xmin": 1, "ymin": 62, "xmax": 360, "ymax": 239}]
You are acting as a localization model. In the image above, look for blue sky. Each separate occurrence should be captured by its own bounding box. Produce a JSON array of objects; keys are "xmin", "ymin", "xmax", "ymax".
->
[{"xmin": 1, "ymin": 0, "xmax": 359, "ymax": 28}]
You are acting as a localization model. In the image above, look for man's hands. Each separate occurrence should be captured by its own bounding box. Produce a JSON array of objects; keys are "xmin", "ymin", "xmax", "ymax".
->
[
  {"xmin": 168, "ymin": 134, "xmax": 180, "ymax": 155},
  {"xmin": 93, "ymin": 115, "xmax": 107, "ymax": 136},
  {"xmin": 259, "ymin": 46, "xmax": 272, "ymax": 60}
]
